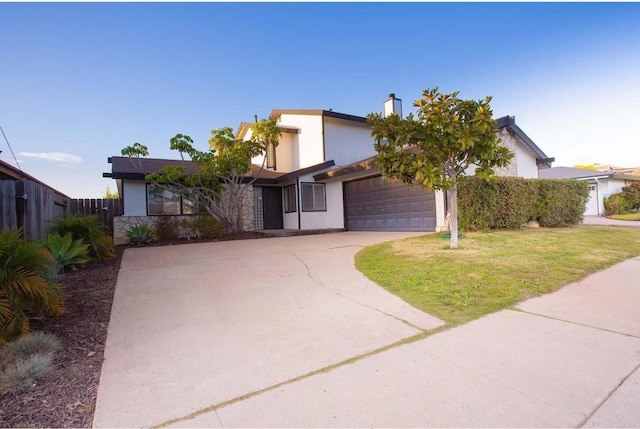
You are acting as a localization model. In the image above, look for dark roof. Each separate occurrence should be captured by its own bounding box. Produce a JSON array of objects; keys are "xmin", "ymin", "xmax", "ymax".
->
[
  {"xmin": 0, "ymin": 158, "xmax": 69, "ymax": 197},
  {"xmin": 496, "ymin": 116, "xmax": 554, "ymax": 167},
  {"xmin": 269, "ymin": 109, "xmax": 368, "ymax": 124},
  {"xmin": 275, "ymin": 160, "xmax": 335, "ymax": 184},
  {"xmin": 104, "ymin": 156, "xmax": 286, "ymax": 184},
  {"xmin": 539, "ymin": 166, "xmax": 640, "ymax": 181}
]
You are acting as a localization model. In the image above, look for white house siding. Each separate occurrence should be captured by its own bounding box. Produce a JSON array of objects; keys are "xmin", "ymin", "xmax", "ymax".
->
[
  {"xmin": 278, "ymin": 114, "xmax": 324, "ymax": 168},
  {"xmin": 122, "ymin": 180, "xmax": 147, "ymax": 216},
  {"xmin": 323, "ymin": 117, "xmax": 376, "ymax": 166},
  {"xmin": 511, "ymin": 134, "xmax": 540, "ymax": 179},
  {"xmin": 295, "ymin": 170, "xmax": 345, "ymax": 230}
]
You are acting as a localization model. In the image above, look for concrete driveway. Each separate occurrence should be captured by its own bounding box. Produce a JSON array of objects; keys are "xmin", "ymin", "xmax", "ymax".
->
[
  {"xmin": 93, "ymin": 232, "xmax": 443, "ymax": 428},
  {"xmin": 94, "ymin": 232, "xmax": 640, "ymax": 428}
]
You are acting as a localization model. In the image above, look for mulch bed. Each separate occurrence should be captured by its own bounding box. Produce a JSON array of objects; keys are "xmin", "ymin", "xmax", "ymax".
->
[{"xmin": 0, "ymin": 232, "xmax": 266, "ymax": 428}]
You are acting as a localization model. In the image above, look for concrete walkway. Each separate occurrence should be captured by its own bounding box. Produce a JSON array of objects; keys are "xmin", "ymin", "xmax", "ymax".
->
[
  {"xmin": 582, "ymin": 215, "xmax": 640, "ymax": 227},
  {"xmin": 94, "ymin": 232, "xmax": 640, "ymax": 428}
]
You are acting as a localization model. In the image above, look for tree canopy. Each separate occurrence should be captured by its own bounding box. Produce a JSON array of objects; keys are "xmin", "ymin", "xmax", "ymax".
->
[
  {"xmin": 121, "ymin": 119, "xmax": 281, "ymax": 233},
  {"xmin": 367, "ymin": 87, "xmax": 514, "ymax": 248}
]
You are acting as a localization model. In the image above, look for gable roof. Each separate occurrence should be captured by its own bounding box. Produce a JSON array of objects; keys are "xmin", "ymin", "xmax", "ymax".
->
[
  {"xmin": 496, "ymin": 116, "xmax": 554, "ymax": 167},
  {"xmin": 236, "ymin": 109, "xmax": 368, "ymax": 140},
  {"xmin": 539, "ymin": 166, "xmax": 640, "ymax": 181},
  {"xmin": 104, "ymin": 156, "xmax": 285, "ymax": 184}
]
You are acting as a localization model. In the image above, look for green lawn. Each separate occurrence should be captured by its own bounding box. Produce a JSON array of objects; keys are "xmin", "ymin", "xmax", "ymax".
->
[
  {"xmin": 355, "ymin": 227, "xmax": 640, "ymax": 326},
  {"xmin": 611, "ymin": 212, "xmax": 640, "ymax": 221}
]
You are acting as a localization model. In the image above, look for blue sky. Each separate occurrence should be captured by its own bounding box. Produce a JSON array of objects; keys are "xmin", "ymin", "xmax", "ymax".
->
[{"xmin": 1, "ymin": 2, "xmax": 639, "ymax": 197}]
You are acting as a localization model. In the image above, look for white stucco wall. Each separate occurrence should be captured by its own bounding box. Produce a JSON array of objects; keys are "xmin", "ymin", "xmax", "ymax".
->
[
  {"xmin": 511, "ymin": 134, "xmax": 540, "ymax": 179},
  {"xmin": 122, "ymin": 180, "xmax": 147, "ymax": 216},
  {"xmin": 295, "ymin": 170, "xmax": 345, "ymax": 230},
  {"xmin": 278, "ymin": 114, "xmax": 325, "ymax": 169}
]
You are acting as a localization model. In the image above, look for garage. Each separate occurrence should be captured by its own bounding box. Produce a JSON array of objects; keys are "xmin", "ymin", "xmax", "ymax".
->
[{"xmin": 343, "ymin": 175, "xmax": 436, "ymax": 231}]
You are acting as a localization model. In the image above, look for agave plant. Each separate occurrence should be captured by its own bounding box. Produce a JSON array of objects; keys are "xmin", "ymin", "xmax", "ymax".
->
[
  {"xmin": 0, "ymin": 229, "xmax": 64, "ymax": 345},
  {"xmin": 47, "ymin": 232, "xmax": 91, "ymax": 271},
  {"xmin": 48, "ymin": 214, "xmax": 114, "ymax": 260},
  {"xmin": 125, "ymin": 224, "xmax": 156, "ymax": 246}
]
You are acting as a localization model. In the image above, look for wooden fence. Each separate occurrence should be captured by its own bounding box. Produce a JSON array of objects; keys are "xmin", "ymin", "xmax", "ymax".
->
[
  {"xmin": 0, "ymin": 180, "xmax": 67, "ymax": 241},
  {"xmin": 1, "ymin": 179, "xmax": 122, "ymax": 240},
  {"xmin": 67, "ymin": 198, "xmax": 122, "ymax": 233}
]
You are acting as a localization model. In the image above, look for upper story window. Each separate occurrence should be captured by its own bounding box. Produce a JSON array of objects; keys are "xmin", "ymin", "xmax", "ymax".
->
[
  {"xmin": 283, "ymin": 184, "xmax": 296, "ymax": 213},
  {"xmin": 266, "ymin": 143, "xmax": 276, "ymax": 170},
  {"xmin": 301, "ymin": 182, "xmax": 326, "ymax": 212},
  {"xmin": 147, "ymin": 184, "xmax": 200, "ymax": 215}
]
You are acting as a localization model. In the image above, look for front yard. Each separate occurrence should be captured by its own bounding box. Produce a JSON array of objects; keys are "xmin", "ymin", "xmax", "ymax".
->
[{"xmin": 356, "ymin": 226, "xmax": 640, "ymax": 326}]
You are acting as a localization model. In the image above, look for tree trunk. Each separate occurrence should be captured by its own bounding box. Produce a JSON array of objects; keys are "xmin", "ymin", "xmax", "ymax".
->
[{"xmin": 450, "ymin": 183, "xmax": 459, "ymax": 249}]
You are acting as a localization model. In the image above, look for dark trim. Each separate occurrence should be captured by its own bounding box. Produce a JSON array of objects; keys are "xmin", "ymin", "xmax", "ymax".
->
[
  {"xmin": 321, "ymin": 115, "xmax": 326, "ymax": 161},
  {"xmin": 536, "ymin": 157, "xmax": 556, "ymax": 165},
  {"xmin": 313, "ymin": 157, "xmax": 376, "ymax": 181},
  {"xmin": 269, "ymin": 109, "xmax": 368, "ymax": 124},
  {"xmin": 296, "ymin": 177, "xmax": 301, "ymax": 229},
  {"xmin": 275, "ymin": 160, "xmax": 335, "ymax": 184},
  {"xmin": 322, "ymin": 110, "xmax": 368, "ymax": 124},
  {"xmin": 496, "ymin": 116, "xmax": 553, "ymax": 167}
]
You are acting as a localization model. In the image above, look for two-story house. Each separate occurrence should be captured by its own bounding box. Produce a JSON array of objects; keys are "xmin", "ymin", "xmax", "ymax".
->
[{"xmin": 105, "ymin": 94, "xmax": 554, "ymax": 244}]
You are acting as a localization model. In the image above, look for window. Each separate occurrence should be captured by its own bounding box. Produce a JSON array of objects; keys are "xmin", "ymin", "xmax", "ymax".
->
[
  {"xmin": 283, "ymin": 184, "xmax": 297, "ymax": 213},
  {"xmin": 266, "ymin": 143, "xmax": 276, "ymax": 170},
  {"xmin": 147, "ymin": 184, "xmax": 199, "ymax": 215},
  {"xmin": 301, "ymin": 183, "xmax": 326, "ymax": 212}
]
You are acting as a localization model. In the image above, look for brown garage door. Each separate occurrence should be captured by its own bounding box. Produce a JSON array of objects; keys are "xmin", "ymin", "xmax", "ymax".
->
[{"xmin": 344, "ymin": 175, "xmax": 436, "ymax": 231}]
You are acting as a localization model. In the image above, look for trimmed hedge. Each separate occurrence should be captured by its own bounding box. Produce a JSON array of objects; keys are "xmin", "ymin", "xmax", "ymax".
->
[{"xmin": 458, "ymin": 176, "xmax": 589, "ymax": 230}]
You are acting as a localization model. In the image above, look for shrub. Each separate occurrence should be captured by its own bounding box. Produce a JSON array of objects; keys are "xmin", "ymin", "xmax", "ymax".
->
[
  {"xmin": 125, "ymin": 224, "xmax": 156, "ymax": 246},
  {"xmin": 621, "ymin": 182, "xmax": 640, "ymax": 211},
  {"xmin": 535, "ymin": 179, "xmax": 589, "ymax": 227},
  {"xmin": 0, "ymin": 229, "xmax": 64, "ymax": 345},
  {"xmin": 458, "ymin": 177, "xmax": 588, "ymax": 230},
  {"xmin": 48, "ymin": 214, "xmax": 114, "ymax": 260},
  {"xmin": 5, "ymin": 332, "xmax": 61, "ymax": 360},
  {"xmin": 154, "ymin": 216, "xmax": 181, "ymax": 241},
  {"xmin": 195, "ymin": 216, "xmax": 223, "ymax": 239},
  {"xmin": 0, "ymin": 353, "xmax": 55, "ymax": 394},
  {"xmin": 603, "ymin": 193, "xmax": 629, "ymax": 216},
  {"xmin": 47, "ymin": 232, "xmax": 91, "ymax": 272}
]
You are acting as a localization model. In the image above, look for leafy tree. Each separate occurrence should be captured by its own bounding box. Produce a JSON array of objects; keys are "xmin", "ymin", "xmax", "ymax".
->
[
  {"xmin": 368, "ymin": 87, "xmax": 514, "ymax": 248},
  {"xmin": 121, "ymin": 119, "xmax": 281, "ymax": 233}
]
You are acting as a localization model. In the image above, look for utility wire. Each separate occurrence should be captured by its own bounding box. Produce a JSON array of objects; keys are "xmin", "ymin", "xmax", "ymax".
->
[{"xmin": 0, "ymin": 125, "xmax": 22, "ymax": 171}]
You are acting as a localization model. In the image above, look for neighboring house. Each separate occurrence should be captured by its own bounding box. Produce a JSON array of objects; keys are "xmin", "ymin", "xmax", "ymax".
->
[
  {"xmin": 0, "ymin": 158, "xmax": 69, "ymax": 240},
  {"xmin": 105, "ymin": 94, "xmax": 554, "ymax": 243},
  {"xmin": 539, "ymin": 166, "xmax": 640, "ymax": 216}
]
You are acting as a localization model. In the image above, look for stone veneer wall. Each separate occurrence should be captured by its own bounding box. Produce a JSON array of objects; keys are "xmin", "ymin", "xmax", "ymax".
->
[{"xmin": 113, "ymin": 187, "xmax": 257, "ymax": 245}]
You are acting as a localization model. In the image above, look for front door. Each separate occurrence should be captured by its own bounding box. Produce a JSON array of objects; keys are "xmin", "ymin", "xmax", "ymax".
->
[{"xmin": 261, "ymin": 186, "xmax": 283, "ymax": 229}]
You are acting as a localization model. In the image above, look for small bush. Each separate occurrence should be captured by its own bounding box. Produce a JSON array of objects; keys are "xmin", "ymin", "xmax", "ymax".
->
[
  {"xmin": 154, "ymin": 216, "xmax": 181, "ymax": 241},
  {"xmin": 0, "ymin": 353, "xmax": 55, "ymax": 394},
  {"xmin": 47, "ymin": 232, "xmax": 91, "ymax": 272},
  {"xmin": 604, "ymin": 193, "xmax": 631, "ymax": 216},
  {"xmin": 125, "ymin": 224, "xmax": 156, "ymax": 246},
  {"xmin": 5, "ymin": 332, "xmax": 61, "ymax": 360},
  {"xmin": 195, "ymin": 216, "xmax": 223, "ymax": 239},
  {"xmin": 48, "ymin": 214, "xmax": 114, "ymax": 260},
  {"xmin": 621, "ymin": 182, "xmax": 640, "ymax": 211}
]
